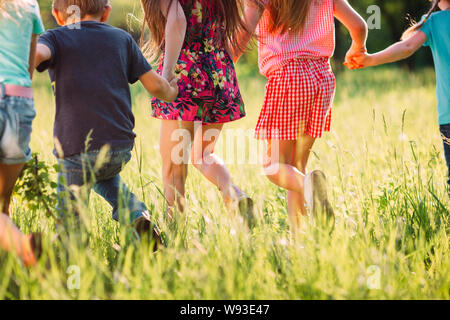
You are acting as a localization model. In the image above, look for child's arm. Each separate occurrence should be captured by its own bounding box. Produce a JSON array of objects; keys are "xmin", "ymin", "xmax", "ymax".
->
[
  {"xmin": 334, "ymin": 0, "xmax": 368, "ymax": 66},
  {"xmin": 28, "ymin": 35, "xmax": 39, "ymax": 79},
  {"xmin": 35, "ymin": 43, "xmax": 52, "ymax": 69},
  {"xmin": 353, "ymin": 31, "xmax": 427, "ymax": 68},
  {"xmin": 233, "ymin": 1, "xmax": 264, "ymax": 62},
  {"xmin": 161, "ymin": 0, "xmax": 187, "ymax": 81},
  {"xmin": 139, "ymin": 70, "xmax": 178, "ymax": 102}
]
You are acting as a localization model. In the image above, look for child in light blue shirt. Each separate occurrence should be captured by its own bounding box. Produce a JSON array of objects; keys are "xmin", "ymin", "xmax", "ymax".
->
[
  {"xmin": 0, "ymin": 0, "xmax": 45, "ymax": 267},
  {"xmin": 351, "ymin": 0, "xmax": 450, "ymax": 188},
  {"xmin": 0, "ymin": 0, "xmax": 45, "ymax": 87}
]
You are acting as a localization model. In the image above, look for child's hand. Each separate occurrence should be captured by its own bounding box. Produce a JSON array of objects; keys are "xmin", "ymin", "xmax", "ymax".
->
[
  {"xmin": 344, "ymin": 43, "xmax": 367, "ymax": 70},
  {"xmin": 351, "ymin": 53, "xmax": 374, "ymax": 69},
  {"xmin": 344, "ymin": 52, "xmax": 374, "ymax": 70},
  {"xmin": 167, "ymin": 77, "xmax": 179, "ymax": 102}
]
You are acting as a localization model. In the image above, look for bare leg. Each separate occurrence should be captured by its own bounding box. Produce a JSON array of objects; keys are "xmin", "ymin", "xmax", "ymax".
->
[
  {"xmin": 263, "ymin": 135, "xmax": 316, "ymax": 233},
  {"xmin": 160, "ymin": 120, "xmax": 193, "ymax": 214},
  {"xmin": 0, "ymin": 213, "xmax": 35, "ymax": 266},
  {"xmin": 288, "ymin": 134, "xmax": 316, "ymax": 219},
  {"xmin": 191, "ymin": 123, "xmax": 246, "ymax": 208},
  {"xmin": 0, "ymin": 163, "xmax": 24, "ymax": 215}
]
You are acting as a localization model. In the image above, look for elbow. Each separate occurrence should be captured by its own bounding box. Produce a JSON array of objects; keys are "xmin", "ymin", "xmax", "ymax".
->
[
  {"xmin": 355, "ymin": 20, "xmax": 368, "ymax": 37},
  {"xmin": 168, "ymin": 12, "xmax": 187, "ymax": 35},
  {"xmin": 151, "ymin": 81, "xmax": 165, "ymax": 99}
]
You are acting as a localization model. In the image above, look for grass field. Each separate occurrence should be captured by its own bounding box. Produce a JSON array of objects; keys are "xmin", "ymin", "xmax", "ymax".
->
[{"xmin": 1, "ymin": 66, "xmax": 449, "ymax": 300}]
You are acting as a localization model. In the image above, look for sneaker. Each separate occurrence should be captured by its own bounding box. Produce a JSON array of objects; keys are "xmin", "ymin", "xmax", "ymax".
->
[
  {"xmin": 304, "ymin": 170, "xmax": 335, "ymax": 226},
  {"xmin": 132, "ymin": 216, "xmax": 163, "ymax": 252},
  {"xmin": 231, "ymin": 186, "xmax": 256, "ymax": 229},
  {"xmin": 238, "ymin": 195, "xmax": 256, "ymax": 229}
]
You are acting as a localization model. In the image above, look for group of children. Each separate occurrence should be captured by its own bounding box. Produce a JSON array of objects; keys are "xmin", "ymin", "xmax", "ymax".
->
[{"xmin": 0, "ymin": 0, "xmax": 448, "ymax": 267}]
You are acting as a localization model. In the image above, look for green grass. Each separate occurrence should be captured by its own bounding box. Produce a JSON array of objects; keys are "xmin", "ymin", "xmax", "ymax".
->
[{"xmin": 1, "ymin": 66, "xmax": 449, "ymax": 300}]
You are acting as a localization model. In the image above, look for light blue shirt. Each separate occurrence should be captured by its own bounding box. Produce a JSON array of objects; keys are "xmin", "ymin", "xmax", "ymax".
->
[
  {"xmin": 421, "ymin": 11, "xmax": 450, "ymax": 125},
  {"xmin": 0, "ymin": 0, "xmax": 45, "ymax": 87}
]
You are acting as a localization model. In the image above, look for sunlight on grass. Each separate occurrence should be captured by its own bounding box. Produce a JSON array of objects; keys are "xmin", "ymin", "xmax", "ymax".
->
[{"xmin": 1, "ymin": 67, "xmax": 448, "ymax": 300}]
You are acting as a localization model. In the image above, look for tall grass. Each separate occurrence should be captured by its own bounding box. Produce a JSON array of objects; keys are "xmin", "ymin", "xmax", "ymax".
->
[{"xmin": 1, "ymin": 67, "xmax": 448, "ymax": 300}]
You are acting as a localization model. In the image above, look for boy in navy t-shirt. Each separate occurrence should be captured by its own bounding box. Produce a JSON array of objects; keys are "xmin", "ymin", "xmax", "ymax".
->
[{"xmin": 35, "ymin": 0, "xmax": 178, "ymax": 243}]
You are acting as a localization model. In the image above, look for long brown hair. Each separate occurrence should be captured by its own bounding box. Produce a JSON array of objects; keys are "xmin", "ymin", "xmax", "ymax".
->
[
  {"xmin": 263, "ymin": 0, "xmax": 312, "ymax": 35},
  {"xmin": 401, "ymin": 0, "xmax": 440, "ymax": 40},
  {"xmin": 140, "ymin": 0, "xmax": 249, "ymax": 59}
]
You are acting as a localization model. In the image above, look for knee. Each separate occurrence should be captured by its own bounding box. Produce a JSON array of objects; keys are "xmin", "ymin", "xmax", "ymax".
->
[
  {"xmin": 262, "ymin": 161, "xmax": 280, "ymax": 177},
  {"xmin": 162, "ymin": 162, "xmax": 187, "ymax": 183},
  {"xmin": 191, "ymin": 152, "xmax": 202, "ymax": 170}
]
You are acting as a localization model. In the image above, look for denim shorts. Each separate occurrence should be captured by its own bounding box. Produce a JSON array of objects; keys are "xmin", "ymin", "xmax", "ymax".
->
[{"xmin": 0, "ymin": 95, "xmax": 36, "ymax": 165}]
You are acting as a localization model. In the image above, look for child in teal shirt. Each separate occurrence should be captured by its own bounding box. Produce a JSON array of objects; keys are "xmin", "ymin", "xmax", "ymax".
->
[
  {"xmin": 351, "ymin": 0, "xmax": 450, "ymax": 188},
  {"xmin": 0, "ymin": 0, "xmax": 45, "ymax": 267},
  {"xmin": 0, "ymin": 0, "xmax": 45, "ymax": 87}
]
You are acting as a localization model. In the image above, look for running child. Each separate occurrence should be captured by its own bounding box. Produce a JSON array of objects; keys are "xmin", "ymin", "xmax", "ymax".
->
[
  {"xmin": 35, "ymin": 0, "xmax": 178, "ymax": 241},
  {"xmin": 235, "ymin": 0, "xmax": 368, "ymax": 234},
  {"xmin": 140, "ymin": 0, "xmax": 254, "ymax": 225},
  {"xmin": 0, "ymin": 0, "xmax": 45, "ymax": 266},
  {"xmin": 351, "ymin": 0, "xmax": 450, "ymax": 190}
]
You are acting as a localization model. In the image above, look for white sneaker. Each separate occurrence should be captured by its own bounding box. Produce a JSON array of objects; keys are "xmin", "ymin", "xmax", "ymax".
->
[{"xmin": 304, "ymin": 170, "xmax": 335, "ymax": 227}]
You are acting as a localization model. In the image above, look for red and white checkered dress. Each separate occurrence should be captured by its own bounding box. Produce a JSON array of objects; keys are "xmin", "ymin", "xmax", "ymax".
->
[{"xmin": 255, "ymin": 0, "xmax": 336, "ymax": 140}]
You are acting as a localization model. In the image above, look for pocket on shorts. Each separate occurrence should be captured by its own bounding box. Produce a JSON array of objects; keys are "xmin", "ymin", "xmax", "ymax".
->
[{"xmin": 0, "ymin": 97, "xmax": 36, "ymax": 163}]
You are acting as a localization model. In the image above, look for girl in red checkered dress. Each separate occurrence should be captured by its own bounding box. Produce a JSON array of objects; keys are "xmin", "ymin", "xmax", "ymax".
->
[{"xmin": 235, "ymin": 0, "xmax": 368, "ymax": 234}]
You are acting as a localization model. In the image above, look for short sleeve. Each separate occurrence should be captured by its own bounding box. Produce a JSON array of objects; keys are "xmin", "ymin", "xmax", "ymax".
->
[
  {"xmin": 420, "ymin": 15, "xmax": 433, "ymax": 47},
  {"xmin": 36, "ymin": 31, "xmax": 57, "ymax": 72},
  {"xmin": 31, "ymin": 0, "xmax": 45, "ymax": 35},
  {"xmin": 128, "ymin": 37, "xmax": 152, "ymax": 84}
]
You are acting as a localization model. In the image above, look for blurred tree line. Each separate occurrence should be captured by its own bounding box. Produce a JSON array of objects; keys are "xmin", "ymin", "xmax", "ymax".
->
[{"xmin": 37, "ymin": 0, "xmax": 434, "ymax": 73}]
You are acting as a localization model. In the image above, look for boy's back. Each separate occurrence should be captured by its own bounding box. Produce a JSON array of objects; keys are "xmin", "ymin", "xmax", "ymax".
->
[{"xmin": 37, "ymin": 21, "xmax": 152, "ymax": 157}]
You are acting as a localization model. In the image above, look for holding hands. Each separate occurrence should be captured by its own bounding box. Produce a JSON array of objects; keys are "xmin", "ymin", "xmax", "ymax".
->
[
  {"xmin": 343, "ymin": 43, "xmax": 368, "ymax": 70},
  {"xmin": 343, "ymin": 26, "xmax": 429, "ymax": 71}
]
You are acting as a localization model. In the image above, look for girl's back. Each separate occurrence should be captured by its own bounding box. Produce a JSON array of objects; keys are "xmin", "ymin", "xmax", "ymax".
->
[
  {"xmin": 0, "ymin": 0, "xmax": 45, "ymax": 87},
  {"xmin": 178, "ymin": 0, "xmax": 223, "ymax": 48},
  {"xmin": 257, "ymin": 0, "xmax": 335, "ymax": 77},
  {"xmin": 151, "ymin": 0, "xmax": 246, "ymax": 124}
]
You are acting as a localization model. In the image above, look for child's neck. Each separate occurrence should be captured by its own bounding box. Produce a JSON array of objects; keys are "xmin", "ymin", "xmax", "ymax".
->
[
  {"xmin": 440, "ymin": 1, "xmax": 450, "ymax": 10},
  {"xmin": 63, "ymin": 16, "xmax": 103, "ymax": 26},
  {"xmin": 80, "ymin": 15, "xmax": 103, "ymax": 23}
]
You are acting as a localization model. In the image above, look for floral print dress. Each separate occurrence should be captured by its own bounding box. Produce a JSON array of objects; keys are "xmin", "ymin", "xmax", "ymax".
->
[{"xmin": 151, "ymin": 0, "xmax": 246, "ymax": 124}]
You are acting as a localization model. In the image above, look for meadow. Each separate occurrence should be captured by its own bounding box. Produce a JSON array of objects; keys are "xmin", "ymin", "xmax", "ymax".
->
[{"xmin": 0, "ymin": 65, "xmax": 448, "ymax": 300}]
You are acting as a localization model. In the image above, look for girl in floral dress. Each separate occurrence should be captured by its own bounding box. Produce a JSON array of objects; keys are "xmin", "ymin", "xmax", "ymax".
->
[{"xmin": 140, "ymin": 0, "xmax": 254, "ymax": 225}]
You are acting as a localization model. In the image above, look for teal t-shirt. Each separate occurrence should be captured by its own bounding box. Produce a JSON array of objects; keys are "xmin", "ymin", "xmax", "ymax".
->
[
  {"xmin": 0, "ymin": 0, "xmax": 45, "ymax": 88},
  {"xmin": 421, "ymin": 10, "xmax": 450, "ymax": 126}
]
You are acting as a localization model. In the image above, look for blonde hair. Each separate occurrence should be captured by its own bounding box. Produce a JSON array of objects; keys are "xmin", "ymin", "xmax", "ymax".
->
[{"xmin": 401, "ymin": 0, "xmax": 440, "ymax": 40}]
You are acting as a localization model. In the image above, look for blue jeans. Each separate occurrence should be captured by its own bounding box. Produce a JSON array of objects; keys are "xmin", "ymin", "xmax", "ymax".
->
[
  {"xmin": 0, "ymin": 94, "xmax": 36, "ymax": 165},
  {"xmin": 57, "ymin": 145, "xmax": 147, "ymax": 224},
  {"xmin": 440, "ymin": 124, "xmax": 450, "ymax": 187}
]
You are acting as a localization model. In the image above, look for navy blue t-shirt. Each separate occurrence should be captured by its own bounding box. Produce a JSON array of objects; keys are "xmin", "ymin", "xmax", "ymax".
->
[{"xmin": 37, "ymin": 21, "xmax": 152, "ymax": 158}]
